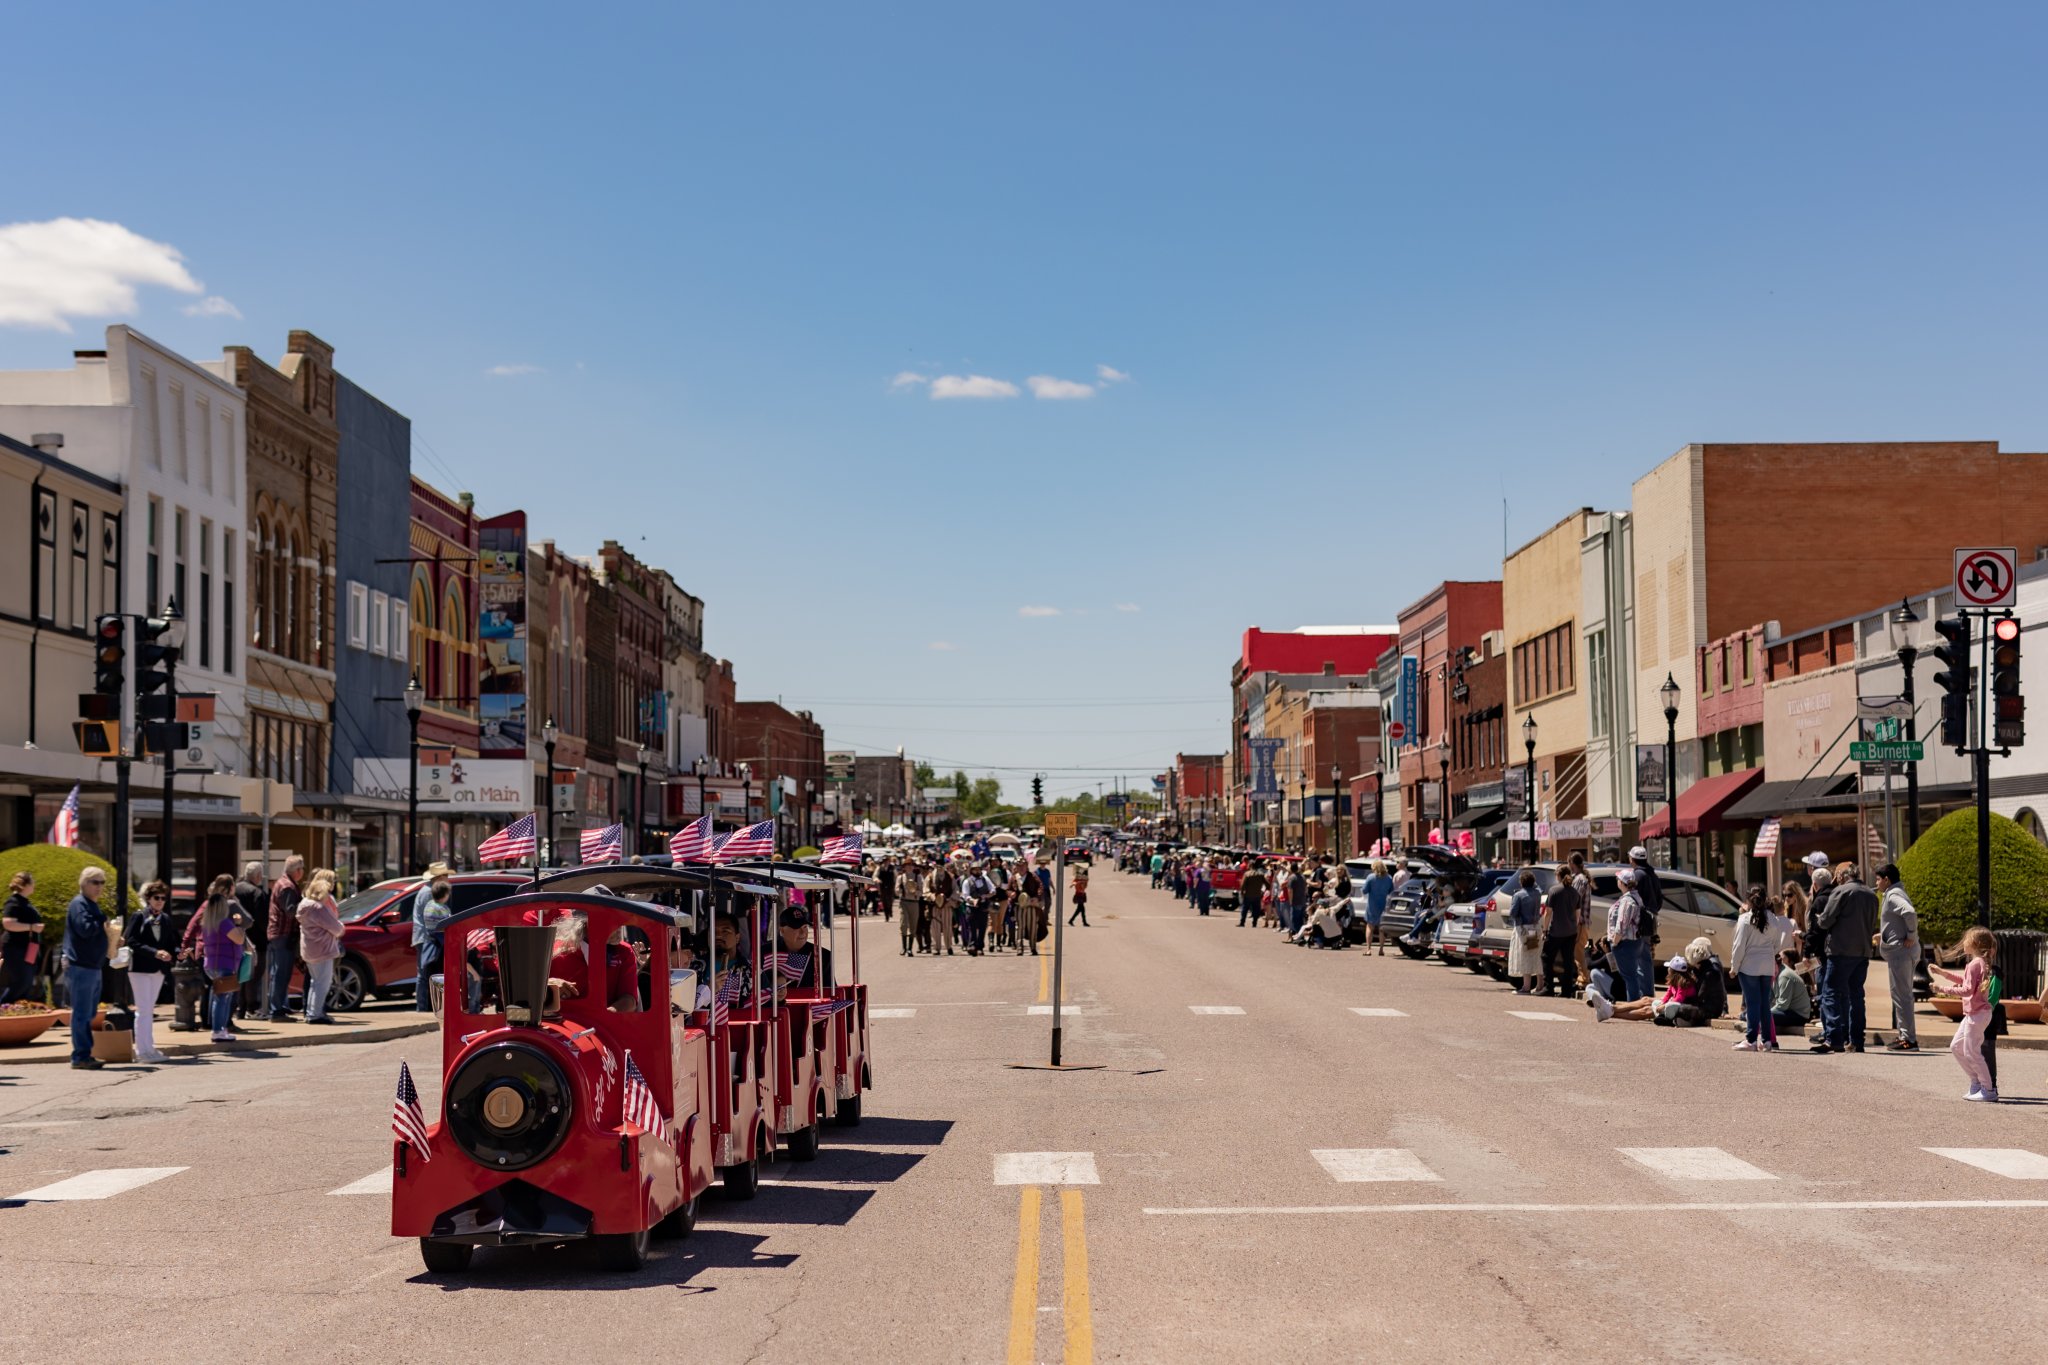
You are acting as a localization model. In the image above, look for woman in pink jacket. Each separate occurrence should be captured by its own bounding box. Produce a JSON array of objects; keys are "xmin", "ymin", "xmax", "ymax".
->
[{"xmin": 297, "ymin": 869, "xmax": 347, "ymax": 1024}]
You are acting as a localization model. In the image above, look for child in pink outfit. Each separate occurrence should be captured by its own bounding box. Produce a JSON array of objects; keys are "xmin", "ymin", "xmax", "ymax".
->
[{"xmin": 1930, "ymin": 926, "xmax": 1998, "ymax": 1102}]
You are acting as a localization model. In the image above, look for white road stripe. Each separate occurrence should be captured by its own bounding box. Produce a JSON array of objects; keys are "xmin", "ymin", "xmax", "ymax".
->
[
  {"xmin": 1507, "ymin": 1010, "xmax": 1571, "ymax": 1022},
  {"xmin": 330, "ymin": 1169, "xmax": 394, "ymax": 1196},
  {"xmin": 1188, "ymin": 1005, "xmax": 1245, "ymax": 1015},
  {"xmin": 994, "ymin": 1152, "xmax": 1100, "ymax": 1185},
  {"xmin": 870, "ymin": 1008, "xmax": 917, "ymax": 1019},
  {"xmin": 1925, "ymin": 1148, "xmax": 2048, "ymax": 1180},
  {"xmin": 1311, "ymin": 1149, "xmax": 1443, "ymax": 1183},
  {"xmin": 1026, "ymin": 1005, "xmax": 1081, "ymax": 1016},
  {"xmin": 9, "ymin": 1167, "xmax": 188, "ymax": 1202},
  {"xmin": 1144, "ymin": 1199, "xmax": 2048, "ymax": 1216},
  {"xmin": 1349, "ymin": 1008, "xmax": 1408, "ymax": 1017},
  {"xmin": 1619, "ymin": 1147, "xmax": 1778, "ymax": 1181}
]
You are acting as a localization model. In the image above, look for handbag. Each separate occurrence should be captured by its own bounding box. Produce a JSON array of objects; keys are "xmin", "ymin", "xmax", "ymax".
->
[{"xmin": 211, "ymin": 974, "xmax": 240, "ymax": 995}]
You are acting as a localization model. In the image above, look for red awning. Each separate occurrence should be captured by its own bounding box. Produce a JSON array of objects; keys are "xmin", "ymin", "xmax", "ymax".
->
[{"xmin": 1638, "ymin": 767, "xmax": 1765, "ymax": 839}]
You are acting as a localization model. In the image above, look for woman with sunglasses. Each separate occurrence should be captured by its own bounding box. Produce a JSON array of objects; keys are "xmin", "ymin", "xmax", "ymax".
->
[{"xmin": 127, "ymin": 881, "xmax": 179, "ymax": 1063}]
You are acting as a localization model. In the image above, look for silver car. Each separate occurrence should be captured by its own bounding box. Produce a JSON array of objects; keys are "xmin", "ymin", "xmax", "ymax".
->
[{"xmin": 1475, "ymin": 864, "xmax": 1749, "ymax": 979}]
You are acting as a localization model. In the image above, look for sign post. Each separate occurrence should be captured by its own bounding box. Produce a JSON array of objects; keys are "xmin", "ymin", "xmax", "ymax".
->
[{"xmin": 1041, "ymin": 811, "xmax": 1079, "ymax": 1066}]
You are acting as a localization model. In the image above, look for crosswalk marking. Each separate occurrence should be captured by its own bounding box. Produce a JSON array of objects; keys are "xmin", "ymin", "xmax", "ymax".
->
[
  {"xmin": 1507, "ymin": 1010, "xmax": 1571, "ymax": 1022},
  {"xmin": 1925, "ymin": 1148, "xmax": 2048, "ymax": 1180},
  {"xmin": 1311, "ymin": 1149, "xmax": 1443, "ymax": 1183},
  {"xmin": 1188, "ymin": 1005, "xmax": 1245, "ymax": 1015},
  {"xmin": 1026, "ymin": 1005, "xmax": 1080, "ymax": 1016},
  {"xmin": 870, "ymin": 1008, "xmax": 917, "ymax": 1019},
  {"xmin": 9, "ymin": 1167, "xmax": 188, "ymax": 1202},
  {"xmin": 994, "ymin": 1152, "xmax": 1100, "ymax": 1186},
  {"xmin": 330, "ymin": 1169, "xmax": 394, "ymax": 1196},
  {"xmin": 1349, "ymin": 1008, "xmax": 1408, "ymax": 1017},
  {"xmin": 1619, "ymin": 1147, "xmax": 1778, "ymax": 1181}
]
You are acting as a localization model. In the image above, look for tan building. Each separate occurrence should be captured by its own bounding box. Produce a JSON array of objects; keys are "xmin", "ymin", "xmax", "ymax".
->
[
  {"xmin": 1503, "ymin": 508, "xmax": 1597, "ymax": 857},
  {"xmin": 228, "ymin": 331, "xmax": 341, "ymax": 866}
]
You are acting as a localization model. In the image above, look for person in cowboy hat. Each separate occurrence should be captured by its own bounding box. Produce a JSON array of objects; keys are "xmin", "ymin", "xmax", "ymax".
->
[{"xmin": 412, "ymin": 861, "xmax": 453, "ymax": 1012}]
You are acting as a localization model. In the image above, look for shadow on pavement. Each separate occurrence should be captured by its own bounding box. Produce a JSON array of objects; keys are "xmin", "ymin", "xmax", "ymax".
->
[
  {"xmin": 760, "ymin": 1149, "xmax": 925, "ymax": 1182},
  {"xmin": 842, "ymin": 1115, "xmax": 952, "ymax": 1146},
  {"xmin": 412, "ymin": 1228, "xmax": 798, "ymax": 1291},
  {"xmin": 705, "ymin": 1183, "xmax": 875, "ymax": 1226}
]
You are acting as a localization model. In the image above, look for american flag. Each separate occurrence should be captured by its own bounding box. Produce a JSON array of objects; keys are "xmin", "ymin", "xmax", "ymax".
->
[
  {"xmin": 821, "ymin": 831, "xmax": 863, "ymax": 864},
  {"xmin": 621, "ymin": 1050, "xmax": 669, "ymax": 1144},
  {"xmin": 392, "ymin": 1059, "xmax": 433, "ymax": 1160},
  {"xmin": 712, "ymin": 969, "xmax": 744, "ymax": 1028},
  {"xmin": 769, "ymin": 947, "xmax": 811, "ymax": 983},
  {"xmin": 809, "ymin": 999, "xmax": 853, "ymax": 1021},
  {"xmin": 1754, "ymin": 818, "xmax": 1782, "ymax": 858},
  {"xmin": 49, "ymin": 784, "xmax": 79, "ymax": 849},
  {"xmin": 477, "ymin": 813, "xmax": 538, "ymax": 864},
  {"xmin": 714, "ymin": 819, "xmax": 775, "ymax": 863},
  {"xmin": 580, "ymin": 823, "xmax": 624, "ymax": 864},
  {"xmin": 668, "ymin": 814, "xmax": 713, "ymax": 862}
]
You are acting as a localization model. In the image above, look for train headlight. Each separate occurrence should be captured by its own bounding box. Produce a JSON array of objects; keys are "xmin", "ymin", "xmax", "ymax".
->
[{"xmin": 445, "ymin": 1041, "xmax": 574, "ymax": 1171}]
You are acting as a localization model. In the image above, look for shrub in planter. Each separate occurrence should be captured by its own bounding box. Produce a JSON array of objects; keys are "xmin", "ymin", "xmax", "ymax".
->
[
  {"xmin": 0, "ymin": 843, "xmax": 141, "ymax": 958},
  {"xmin": 1897, "ymin": 809, "xmax": 2048, "ymax": 945}
]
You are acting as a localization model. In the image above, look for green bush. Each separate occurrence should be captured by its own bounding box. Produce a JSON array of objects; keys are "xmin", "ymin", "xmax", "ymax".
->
[
  {"xmin": 1897, "ymin": 809, "xmax": 2048, "ymax": 945},
  {"xmin": 0, "ymin": 843, "xmax": 142, "ymax": 953}
]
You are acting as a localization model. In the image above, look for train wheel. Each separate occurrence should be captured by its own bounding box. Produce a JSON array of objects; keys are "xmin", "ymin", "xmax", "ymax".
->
[
  {"xmin": 720, "ymin": 1154, "xmax": 760, "ymax": 1200},
  {"xmin": 418, "ymin": 1238, "xmax": 472, "ymax": 1274},
  {"xmin": 595, "ymin": 1225, "xmax": 651, "ymax": 1272},
  {"xmin": 655, "ymin": 1193, "xmax": 699, "ymax": 1240},
  {"xmin": 787, "ymin": 1123, "xmax": 820, "ymax": 1161},
  {"xmin": 834, "ymin": 1093, "xmax": 863, "ymax": 1127}
]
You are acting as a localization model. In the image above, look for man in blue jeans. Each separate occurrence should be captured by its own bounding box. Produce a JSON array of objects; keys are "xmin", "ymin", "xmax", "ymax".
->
[
  {"xmin": 265, "ymin": 855, "xmax": 305, "ymax": 1022},
  {"xmin": 62, "ymin": 866, "xmax": 110, "ymax": 1069}
]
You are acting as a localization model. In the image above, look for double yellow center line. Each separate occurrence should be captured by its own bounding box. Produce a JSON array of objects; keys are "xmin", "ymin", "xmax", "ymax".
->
[{"xmin": 1006, "ymin": 1185, "xmax": 1094, "ymax": 1364}]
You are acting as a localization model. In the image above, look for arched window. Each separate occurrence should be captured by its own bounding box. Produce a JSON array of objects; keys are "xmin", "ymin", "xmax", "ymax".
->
[
  {"xmin": 283, "ymin": 530, "xmax": 300, "ymax": 660},
  {"xmin": 410, "ymin": 570, "xmax": 434, "ymax": 699},
  {"xmin": 252, "ymin": 515, "xmax": 270, "ymax": 649},
  {"xmin": 444, "ymin": 580, "xmax": 467, "ymax": 705}
]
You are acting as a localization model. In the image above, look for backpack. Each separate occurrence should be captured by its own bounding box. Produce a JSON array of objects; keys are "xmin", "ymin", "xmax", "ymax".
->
[
  {"xmin": 1693, "ymin": 955, "xmax": 1729, "ymax": 1021},
  {"xmin": 1633, "ymin": 868, "xmax": 1662, "ymax": 942}
]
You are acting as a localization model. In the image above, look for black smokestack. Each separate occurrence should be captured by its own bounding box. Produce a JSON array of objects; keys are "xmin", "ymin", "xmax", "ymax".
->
[{"xmin": 496, "ymin": 925, "xmax": 554, "ymax": 1025}]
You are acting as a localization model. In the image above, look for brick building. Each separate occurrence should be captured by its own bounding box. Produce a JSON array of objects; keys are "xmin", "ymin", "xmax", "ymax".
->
[
  {"xmin": 1229, "ymin": 626, "xmax": 1394, "ymax": 847},
  {"xmin": 732, "ymin": 700, "xmax": 825, "ymax": 851},
  {"xmin": 595, "ymin": 541, "xmax": 670, "ymax": 849},
  {"xmin": 1392, "ymin": 582, "xmax": 1502, "ymax": 847},
  {"xmin": 1446, "ymin": 632, "xmax": 1507, "ymax": 860}
]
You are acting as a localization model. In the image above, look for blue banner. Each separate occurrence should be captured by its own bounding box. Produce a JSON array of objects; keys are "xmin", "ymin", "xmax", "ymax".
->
[
  {"xmin": 1399, "ymin": 655, "xmax": 1419, "ymax": 746},
  {"xmin": 1248, "ymin": 738, "xmax": 1283, "ymax": 801}
]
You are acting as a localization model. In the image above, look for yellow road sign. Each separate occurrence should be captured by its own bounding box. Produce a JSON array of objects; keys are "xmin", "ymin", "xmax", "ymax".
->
[{"xmin": 1043, "ymin": 812, "xmax": 1079, "ymax": 838}]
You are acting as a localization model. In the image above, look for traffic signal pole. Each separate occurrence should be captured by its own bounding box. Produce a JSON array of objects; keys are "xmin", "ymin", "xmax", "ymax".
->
[{"xmin": 159, "ymin": 647, "xmax": 177, "ymax": 885}]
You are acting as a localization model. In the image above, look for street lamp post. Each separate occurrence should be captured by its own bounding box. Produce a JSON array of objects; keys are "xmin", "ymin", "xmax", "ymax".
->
[
  {"xmin": 804, "ymin": 779, "xmax": 817, "ymax": 851},
  {"xmin": 1298, "ymin": 776, "xmax": 1308, "ymax": 854},
  {"xmin": 633, "ymin": 746, "xmax": 651, "ymax": 858},
  {"xmin": 542, "ymin": 716, "xmax": 558, "ymax": 867},
  {"xmin": 1889, "ymin": 598, "xmax": 1922, "ymax": 846},
  {"xmin": 1522, "ymin": 714, "xmax": 1538, "ymax": 866},
  {"xmin": 1437, "ymin": 738, "xmax": 1450, "ymax": 850},
  {"xmin": 1330, "ymin": 763, "xmax": 1345, "ymax": 861},
  {"xmin": 692, "ymin": 756, "xmax": 710, "ymax": 832},
  {"xmin": 739, "ymin": 763, "xmax": 752, "ymax": 836},
  {"xmin": 404, "ymin": 672, "xmax": 424, "ymax": 873},
  {"xmin": 1660, "ymin": 672, "xmax": 1682, "ymax": 872}
]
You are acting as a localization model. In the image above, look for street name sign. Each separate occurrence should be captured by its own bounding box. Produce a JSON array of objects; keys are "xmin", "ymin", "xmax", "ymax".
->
[
  {"xmin": 1849, "ymin": 740, "xmax": 1924, "ymax": 763},
  {"xmin": 1955, "ymin": 546, "xmax": 2018, "ymax": 610}
]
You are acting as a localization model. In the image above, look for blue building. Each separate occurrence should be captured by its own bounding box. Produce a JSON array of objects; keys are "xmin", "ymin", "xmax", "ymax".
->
[{"xmin": 331, "ymin": 374, "xmax": 416, "ymax": 885}]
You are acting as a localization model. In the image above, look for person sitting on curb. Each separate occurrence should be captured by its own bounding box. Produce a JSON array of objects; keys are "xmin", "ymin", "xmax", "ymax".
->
[{"xmin": 1589, "ymin": 956, "xmax": 1704, "ymax": 1025}]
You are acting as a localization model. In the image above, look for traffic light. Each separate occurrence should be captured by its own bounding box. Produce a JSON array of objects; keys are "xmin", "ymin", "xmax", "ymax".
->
[
  {"xmin": 1032, "ymin": 774, "xmax": 1044, "ymax": 807},
  {"xmin": 1992, "ymin": 614, "xmax": 2024, "ymax": 749},
  {"xmin": 92, "ymin": 613, "xmax": 125, "ymax": 699},
  {"xmin": 1932, "ymin": 614, "xmax": 1973, "ymax": 750},
  {"xmin": 134, "ymin": 601, "xmax": 186, "ymax": 757}
]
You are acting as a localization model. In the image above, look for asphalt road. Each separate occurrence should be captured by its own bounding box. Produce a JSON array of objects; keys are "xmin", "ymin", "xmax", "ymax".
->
[{"xmin": 5, "ymin": 865, "xmax": 2048, "ymax": 1363}]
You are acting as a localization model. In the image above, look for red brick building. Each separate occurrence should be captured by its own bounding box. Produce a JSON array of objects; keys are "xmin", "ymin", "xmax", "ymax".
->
[
  {"xmin": 1447, "ymin": 634, "xmax": 1507, "ymax": 859},
  {"xmin": 732, "ymin": 700, "xmax": 825, "ymax": 851},
  {"xmin": 1393, "ymin": 581, "xmax": 1503, "ymax": 846}
]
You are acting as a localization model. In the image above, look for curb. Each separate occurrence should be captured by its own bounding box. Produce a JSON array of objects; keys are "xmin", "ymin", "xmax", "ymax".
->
[
  {"xmin": 1704, "ymin": 1013, "xmax": 2048, "ymax": 1052},
  {"xmin": 7, "ymin": 1019, "xmax": 436, "ymax": 1066}
]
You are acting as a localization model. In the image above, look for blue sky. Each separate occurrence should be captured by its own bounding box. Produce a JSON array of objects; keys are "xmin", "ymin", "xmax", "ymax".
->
[{"xmin": 5, "ymin": 3, "xmax": 2047, "ymax": 802}]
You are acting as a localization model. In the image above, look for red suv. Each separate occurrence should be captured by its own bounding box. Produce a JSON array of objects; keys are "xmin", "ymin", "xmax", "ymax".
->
[{"xmin": 292, "ymin": 872, "xmax": 530, "ymax": 1011}]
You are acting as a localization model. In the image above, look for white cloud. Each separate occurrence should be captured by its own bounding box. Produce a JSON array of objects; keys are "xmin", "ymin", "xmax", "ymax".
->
[
  {"xmin": 929, "ymin": 373, "xmax": 1019, "ymax": 400},
  {"xmin": 1018, "ymin": 605, "xmax": 1062, "ymax": 617},
  {"xmin": 1027, "ymin": 374, "xmax": 1096, "ymax": 401},
  {"xmin": 1115, "ymin": 602, "xmax": 1141, "ymax": 613},
  {"xmin": 486, "ymin": 363, "xmax": 543, "ymax": 377},
  {"xmin": 181, "ymin": 294, "xmax": 241, "ymax": 320},
  {"xmin": 927, "ymin": 640, "xmax": 958, "ymax": 651},
  {"xmin": 890, "ymin": 370, "xmax": 929, "ymax": 390},
  {"xmin": 0, "ymin": 217, "xmax": 203, "ymax": 331},
  {"xmin": 1096, "ymin": 364, "xmax": 1131, "ymax": 384}
]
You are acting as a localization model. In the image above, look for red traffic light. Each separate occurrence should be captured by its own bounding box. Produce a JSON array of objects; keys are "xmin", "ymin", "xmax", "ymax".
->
[{"xmin": 1994, "ymin": 616, "xmax": 2021, "ymax": 642}]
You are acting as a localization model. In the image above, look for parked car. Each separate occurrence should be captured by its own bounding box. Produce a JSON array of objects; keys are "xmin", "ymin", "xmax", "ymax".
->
[
  {"xmin": 1433, "ymin": 869, "xmax": 1517, "ymax": 970},
  {"xmin": 1366, "ymin": 846, "xmax": 1485, "ymax": 955},
  {"xmin": 290, "ymin": 872, "xmax": 530, "ymax": 1011},
  {"xmin": 1471, "ymin": 863, "xmax": 1748, "ymax": 983}
]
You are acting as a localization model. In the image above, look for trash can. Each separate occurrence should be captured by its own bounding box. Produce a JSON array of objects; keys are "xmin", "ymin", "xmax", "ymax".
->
[
  {"xmin": 1993, "ymin": 929, "xmax": 2046, "ymax": 1001},
  {"xmin": 172, "ymin": 961, "xmax": 209, "ymax": 1031}
]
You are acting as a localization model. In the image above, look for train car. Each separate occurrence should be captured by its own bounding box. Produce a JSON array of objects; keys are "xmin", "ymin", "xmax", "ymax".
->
[
  {"xmin": 732, "ymin": 859, "xmax": 877, "ymax": 1126},
  {"xmin": 390, "ymin": 892, "xmax": 715, "ymax": 1274},
  {"xmin": 526, "ymin": 863, "xmax": 789, "ymax": 1198}
]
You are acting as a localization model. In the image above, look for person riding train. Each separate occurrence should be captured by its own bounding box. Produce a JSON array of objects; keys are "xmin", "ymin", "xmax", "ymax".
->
[{"xmin": 546, "ymin": 908, "xmax": 642, "ymax": 1016}]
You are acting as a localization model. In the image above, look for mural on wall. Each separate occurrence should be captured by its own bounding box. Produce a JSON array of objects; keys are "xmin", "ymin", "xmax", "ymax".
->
[{"xmin": 478, "ymin": 512, "xmax": 528, "ymax": 755}]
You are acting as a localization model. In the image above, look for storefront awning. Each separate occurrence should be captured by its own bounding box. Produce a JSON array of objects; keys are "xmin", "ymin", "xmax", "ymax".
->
[
  {"xmin": 1721, "ymin": 774, "xmax": 1856, "ymax": 823},
  {"xmin": 1449, "ymin": 805, "xmax": 1505, "ymax": 830},
  {"xmin": 1639, "ymin": 767, "xmax": 1765, "ymax": 838}
]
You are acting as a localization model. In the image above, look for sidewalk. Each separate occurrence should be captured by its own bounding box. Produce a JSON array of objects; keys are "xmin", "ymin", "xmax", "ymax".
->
[
  {"xmin": 3, "ymin": 999, "xmax": 435, "ymax": 1066},
  {"xmin": 1709, "ymin": 970, "xmax": 2048, "ymax": 1051}
]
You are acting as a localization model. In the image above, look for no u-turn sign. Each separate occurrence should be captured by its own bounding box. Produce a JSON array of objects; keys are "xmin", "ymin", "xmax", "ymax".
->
[{"xmin": 1955, "ymin": 546, "xmax": 2018, "ymax": 610}]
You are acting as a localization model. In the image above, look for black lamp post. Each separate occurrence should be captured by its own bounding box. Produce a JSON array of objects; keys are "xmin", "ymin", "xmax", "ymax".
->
[
  {"xmin": 1297, "ymin": 776, "xmax": 1307, "ymax": 854},
  {"xmin": 1521, "ymin": 713, "xmax": 1538, "ymax": 865},
  {"xmin": 1437, "ymin": 739, "xmax": 1450, "ymax": 848},
  {"xmin": 1660, "ymin": 672, "xmax": 1682, "ymax": 872},
  {"xmin": 1330, "ymin": 763, "xmax": 1345, "ymax": 861},
  {"xmin": 739, "ymin": 763, "xmax": 752, "ymax": 834},
  {"xmin": 541, "ymin": 716, "xmax": 558, "ymax": 866},
  {"xmin": 1889, "ymin": 598, "xmax": 1922, "ymax": 846},
  {"xmin": 404, "ymin": 671, "xmax": 424, "ymax": 872},
  {"xmin": 804, "ymin": 779, "xmax": 817, "ymax": 851}
]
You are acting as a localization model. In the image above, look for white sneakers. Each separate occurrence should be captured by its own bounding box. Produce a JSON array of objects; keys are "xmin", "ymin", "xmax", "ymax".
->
[
  {"xmin": 137, "ymin": 1049, "xmax": 171, "ymax": 1064},
  {"xmin": 1584, "ymin": 991, "xmax": 1614, "ymax": 1022},
  {"xmin": 1965, "ymin": 1086, "xmax": 2002, "ymax": 1103},
  {"xmin": 1732, "ymin": 1040, "xmax": 1757, "ymax": 1051}
]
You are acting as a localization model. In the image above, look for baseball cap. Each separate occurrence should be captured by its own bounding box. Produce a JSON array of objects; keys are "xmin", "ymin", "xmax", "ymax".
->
[
  {"xmin": 1665, "ymin": 955, "xmax": 1690, "ymax": 972},
  {"xmin": 1801, "ymin": 852, "xmax": 1830, "ymax": 869},
  {"xmin": 1628, "ymin": 845, "xmax": 1648, "ymax": 861}
]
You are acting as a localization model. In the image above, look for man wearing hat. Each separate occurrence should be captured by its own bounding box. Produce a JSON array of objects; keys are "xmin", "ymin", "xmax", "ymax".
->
[
  {"xmin": 412, "ymin": 861, "xmax": 452, "ymax": 1011},
  {"xmin": 1811, "ymin": 859, "xmax": 1876, "ymax": 1053},
  {"xmin": 1799, "ymin": 852, "xmax": 1835, "ymax": 1045}
]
